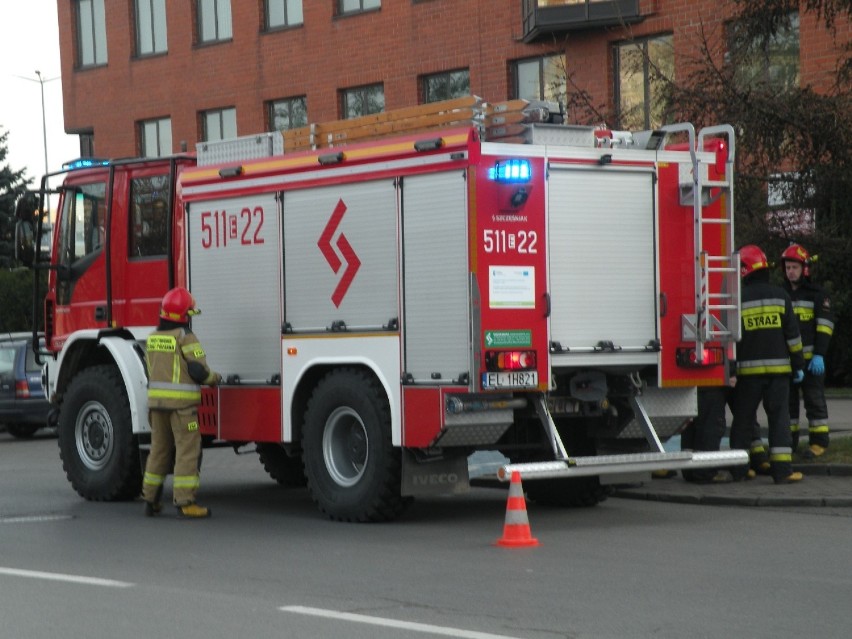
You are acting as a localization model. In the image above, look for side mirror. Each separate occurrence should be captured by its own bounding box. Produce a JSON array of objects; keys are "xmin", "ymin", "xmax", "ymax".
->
[
  {"xmin": 15, "ymin": 192, "xmax": 38, "ymax": 222},
  {"xmin": 15, "ymin": 220, "xmax": 35, "ymax": 266}
]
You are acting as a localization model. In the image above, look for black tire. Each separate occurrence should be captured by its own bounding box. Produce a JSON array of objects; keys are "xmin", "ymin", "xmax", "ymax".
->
[
  {"xmin": 7, "ymin": 424, "xmax": 41, "ymax": 439},
  {"xmin": 58, "ymin": 365, "xmax": 142, "ymax": 501},
  {"xmin": 523, "ymin": 475, "xmax": 610, "ymax": 507},
  {"xmin": 302, "ymin": 368, "xmax": 406, "ymax": 522},
  {"xmin": 514, "ymin": 417, "xmax": 610, "ymax": 508},
  {"xmin": 257, "ymin": 443, "xmax": 307, "ymax": 487}
]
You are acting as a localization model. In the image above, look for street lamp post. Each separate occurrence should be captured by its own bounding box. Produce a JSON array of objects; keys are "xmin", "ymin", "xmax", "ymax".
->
[
  {"xmin": 16, "ymin": 71, "xmax": 58, "ymax": 181},
  {"xmin": 34, "ymin": 70, "xmax": 50, "ymax": 178}
]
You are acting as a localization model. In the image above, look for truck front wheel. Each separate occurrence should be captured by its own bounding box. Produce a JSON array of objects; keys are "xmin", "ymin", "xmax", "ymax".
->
[
  {"xmin": 302, "ymin": 368, "xmax": 406, "ymax": 522},
  {"xmin": 58, "ymin": 365, "xmax": 141, "ymax": 501}
]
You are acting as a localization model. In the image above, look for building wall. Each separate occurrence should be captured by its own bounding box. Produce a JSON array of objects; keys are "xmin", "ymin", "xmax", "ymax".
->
[{"xmin": 57, "ymin": 0, "xmax": 849, "ymax": 159}]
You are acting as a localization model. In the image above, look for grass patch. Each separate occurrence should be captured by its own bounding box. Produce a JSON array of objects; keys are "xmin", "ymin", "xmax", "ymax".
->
[{"xmin": 796, "ymin": 436, "xmax": 852, "ymax": 465}]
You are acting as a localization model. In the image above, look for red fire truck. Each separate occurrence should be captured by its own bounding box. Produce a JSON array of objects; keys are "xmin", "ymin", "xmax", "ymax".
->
[{"xmin": 16, "ymin": 100, "xmax": 747, "ymax": 521}]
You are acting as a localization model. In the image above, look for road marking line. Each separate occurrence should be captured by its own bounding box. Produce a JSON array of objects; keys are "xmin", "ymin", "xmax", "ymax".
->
[
  {"xmin": 280, "ymin": 605, "xmax": 523, "ymax": 639},
  {"xmin": 0, "ymin": 567, "xmax": 134, "ymax": 588},
  {"xmin": 0, "ymin": 514, "xmax": 73, "ymax": 524}
]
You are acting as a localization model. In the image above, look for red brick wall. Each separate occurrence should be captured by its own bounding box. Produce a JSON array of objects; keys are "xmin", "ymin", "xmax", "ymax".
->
[{"xmin": 57, "ymin": 0, "xmax": 849, "ymax": 159}]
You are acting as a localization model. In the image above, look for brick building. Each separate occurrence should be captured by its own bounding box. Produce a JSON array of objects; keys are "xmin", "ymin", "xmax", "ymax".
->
[{"xmin": 57, "ymin": 1, "xmax": 849, "ymax": 160}]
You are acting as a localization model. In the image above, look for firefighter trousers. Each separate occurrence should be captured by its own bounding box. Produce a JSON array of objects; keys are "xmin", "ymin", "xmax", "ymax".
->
[
  {"xmin": 730, "ymin": 376, "xmax": 793, "ymax": 481},
  {"xmin": 789, "ymin": 372, "xmax": 830, "ymax": 449},
  {"xmin": 681, "ymin": 387, "xmax": 728, "ymax": 482},
  {"xmin": 142, "ymin": 407, "xmax": 202, "ymax": 507}
]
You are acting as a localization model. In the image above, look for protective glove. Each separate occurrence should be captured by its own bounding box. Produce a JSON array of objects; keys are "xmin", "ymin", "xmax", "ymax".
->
[
  {"xmin": 808, "ymin": 354, "xmax": 825, "ymax": 376},
  {"xmin": 793, "ymin": 369, "xmax": 805, "ymax": 384}
]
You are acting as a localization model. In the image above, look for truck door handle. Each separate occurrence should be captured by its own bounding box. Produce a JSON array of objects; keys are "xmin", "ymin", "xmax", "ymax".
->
[{"xmin": 95, "ymin": 306, "xmax": 107, "ymax": 321}]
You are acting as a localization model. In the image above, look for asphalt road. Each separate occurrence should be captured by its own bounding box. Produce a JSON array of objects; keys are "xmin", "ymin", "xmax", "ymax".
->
[{"xmin": 2, "ymin": 430, "xmax": 852, "ymax": 639}]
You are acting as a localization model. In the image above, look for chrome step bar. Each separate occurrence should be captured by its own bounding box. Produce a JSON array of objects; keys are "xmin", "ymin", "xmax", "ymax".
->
[{"xmin": 497, "ymin": 449, "xmax": 748, "ymax": 481}]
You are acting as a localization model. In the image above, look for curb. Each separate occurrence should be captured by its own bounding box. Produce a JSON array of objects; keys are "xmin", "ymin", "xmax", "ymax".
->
[{"xmin": 612, "ymin": 464, "xmax": 852, "ymax": 508}]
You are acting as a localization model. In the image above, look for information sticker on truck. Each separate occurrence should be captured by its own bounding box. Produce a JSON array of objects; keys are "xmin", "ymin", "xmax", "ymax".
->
[{"xmin": 482, "ymin": 371, "xmax": 538, "ymax": 389}]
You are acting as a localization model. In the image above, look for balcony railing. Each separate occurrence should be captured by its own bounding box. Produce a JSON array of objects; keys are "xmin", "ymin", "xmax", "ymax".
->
[{"xmin": 522, "ymin": 0, "xmax": 644, "ymax": 42}]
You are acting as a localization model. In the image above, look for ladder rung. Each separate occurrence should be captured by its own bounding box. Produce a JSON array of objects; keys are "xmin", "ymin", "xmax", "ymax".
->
[
  {"xmin": 701, "ymin": 180, "xmax": 730, "ymax": 188},
  {"xmin": 699, "ymin": 217, "xmax": 731, "ymax": 224}
]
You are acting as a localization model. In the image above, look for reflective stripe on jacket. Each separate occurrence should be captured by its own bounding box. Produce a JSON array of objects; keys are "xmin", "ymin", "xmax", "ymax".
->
[
  {"xmin": 784, "ymin": 280, "xmax": 835, "ymax": 359},
  {"xmin": 736, "ymin": 277, "xmax": 805, "ymax": 377},
  {"xmin": 146, "ymin": 328, "xmax": 213, "ymax": 409}
]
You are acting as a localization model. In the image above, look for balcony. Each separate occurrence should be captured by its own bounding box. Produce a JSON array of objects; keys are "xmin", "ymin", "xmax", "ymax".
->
[{"xmin": 522, "ymin": 0, "xmax": 644, "ymax": 43}]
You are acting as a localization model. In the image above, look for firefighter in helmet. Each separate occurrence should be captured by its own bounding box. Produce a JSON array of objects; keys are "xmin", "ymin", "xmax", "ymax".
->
[
  {"xmin": 781, "ymin": 243, "xmax": 835, "ymax": 458},
  {"xmin": 729, "ymin": 245, "xmax": 805, "ymax": 484},
  {"xmin": 142, "ymin": 287, "xmax": 221, "ymax": 518}
]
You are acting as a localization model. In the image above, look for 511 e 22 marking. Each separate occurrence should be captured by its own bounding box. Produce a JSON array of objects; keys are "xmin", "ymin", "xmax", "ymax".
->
[{"xmin": 200, "ymin": 207, "xmax": 265, "ymax": 249}]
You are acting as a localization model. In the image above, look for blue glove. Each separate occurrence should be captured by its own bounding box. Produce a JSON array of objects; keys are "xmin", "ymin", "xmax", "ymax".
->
[
  {"xmin": 809, "ymin": 354, "xmax": 825, "ymax": 376},
  {"xmin": 793, "ymin": 369, "xmax": 805, "ymax": 384}
]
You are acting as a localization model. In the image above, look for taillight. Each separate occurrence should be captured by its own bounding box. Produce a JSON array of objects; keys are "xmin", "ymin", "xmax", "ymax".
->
[
  {"xmin": 485, "ymin": 350, "xmax": 536, "ymax": 372},
  {"xmin": 676, "ymin": 346, "xmax": 725, "ymax": 367},
  {"xmin": 15, "ymin": 379, "xmax": 31, "ymax": 399}
]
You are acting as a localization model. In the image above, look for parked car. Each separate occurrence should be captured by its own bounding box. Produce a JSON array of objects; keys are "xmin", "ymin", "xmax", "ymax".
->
[{"xmin": 0, "ymin": 332, "xmax": 51, "ymax": 439}]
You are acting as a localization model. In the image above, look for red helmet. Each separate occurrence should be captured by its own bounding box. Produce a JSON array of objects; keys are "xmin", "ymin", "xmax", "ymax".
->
[
  {"xmin": 160, "ymin": 287, "xmax": 199, "ymax": 323},
  {"xmin": 781, "ymin": 243, "xmax": 811, "ymax": 277},
  {"xmin": 739, "ymin": 245, "xmax": 769, "ymax": 277}
]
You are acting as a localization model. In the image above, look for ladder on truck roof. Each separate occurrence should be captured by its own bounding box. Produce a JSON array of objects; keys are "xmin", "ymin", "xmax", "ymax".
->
[{"xmin": 663, "ymin": 123, "xmax": 741, "ymax": 363}]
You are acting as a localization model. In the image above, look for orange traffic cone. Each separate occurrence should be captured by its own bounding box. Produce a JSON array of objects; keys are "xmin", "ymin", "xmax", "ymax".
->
[{"xmin": 495, "ymin": 471, "xmax": 540, "ymax": 548}]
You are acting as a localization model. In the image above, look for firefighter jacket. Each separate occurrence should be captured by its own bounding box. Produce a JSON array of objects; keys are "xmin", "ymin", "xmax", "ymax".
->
[
  {"xmin": 146, "ymin": 327, "xmax": 219, "ymax": 410},
  {"xmin": 737, "ymin": 272, "xmax": 805, "ymax": 377},
  {"xmin": 783, "ymin": 279, "xmax": 834, "ymax": 360}
]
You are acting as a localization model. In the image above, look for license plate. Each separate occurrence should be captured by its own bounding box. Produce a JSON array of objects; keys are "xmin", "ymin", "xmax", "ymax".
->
[{"xmin": 482, "ymin": 371, "xmax": 538, "ymax": 389}]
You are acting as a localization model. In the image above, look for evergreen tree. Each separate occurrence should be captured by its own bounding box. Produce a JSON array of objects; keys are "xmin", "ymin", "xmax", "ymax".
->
[{"xmin": 0, "ymin": 126, "xmax": 33, "ymax": 268}]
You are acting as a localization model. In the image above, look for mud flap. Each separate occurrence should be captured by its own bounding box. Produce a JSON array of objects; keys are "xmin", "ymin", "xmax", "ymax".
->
[{"xmin": 401, "ymin": 450, "xmax": 470, "ymax": 497}]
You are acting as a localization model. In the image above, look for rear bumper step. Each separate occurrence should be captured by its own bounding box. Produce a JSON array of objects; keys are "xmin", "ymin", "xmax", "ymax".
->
[{"xmin": 497, "ymin": 450, "xmax": 749, "ymax": 481}]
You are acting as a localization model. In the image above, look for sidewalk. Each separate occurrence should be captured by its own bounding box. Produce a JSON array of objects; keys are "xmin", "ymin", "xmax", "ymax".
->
[{"xmin": 613, "ymin": 398, "xmax": 852, "ymax": 508}]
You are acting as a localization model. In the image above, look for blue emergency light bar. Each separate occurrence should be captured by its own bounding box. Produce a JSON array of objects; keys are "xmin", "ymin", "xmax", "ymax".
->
[
  {"xmin": 488, "ymin": 159, "xmax": 532, "ymax": 183},
  {"xmin": 62, "ymin": 158, "xmax": 110, "ymax": 171}
]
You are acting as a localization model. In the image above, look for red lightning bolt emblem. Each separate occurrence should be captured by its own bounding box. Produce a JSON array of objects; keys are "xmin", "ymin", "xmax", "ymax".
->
[{"xmin": 318, "ymin": 199, "xmax": 361, "ymax": 307}]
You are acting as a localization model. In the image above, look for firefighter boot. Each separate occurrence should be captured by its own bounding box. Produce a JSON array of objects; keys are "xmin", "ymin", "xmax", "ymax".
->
[
  {"xmin": 774, "ymin": 471, "xmax": 804, "ymax": 485},
  {"xmin": 802, "ymin": 444, "xmax": 826, "ymax": 459},
  {"xmin": 177, "ymin": 503, "xmax": 211, "ymax": 518},
  {"xmin": 144, "ymin": 486, "xmax": 164, "ymax": 517}
]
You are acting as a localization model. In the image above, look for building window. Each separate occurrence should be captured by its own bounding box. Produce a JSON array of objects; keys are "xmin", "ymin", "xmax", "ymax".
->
[
  {"xmin": 76, "ymin": 0, "xmax": 108, "ymax": 67},
  {"xmin": 513, "ymin": 55, "xmax": 566, "ymax": 103},
  {"xmin": 198, "ymin": 0, "xmax": 232, "ymax": 43},
  {"xmin": 614, "ymin": 34, "xmax": 674, "ymax": 130},
  {"xmin": 729, "ymin": 12, "xmax": 800, "ymax": 91},
  {"xmin": 341, "ymin": 84, "xmax": 384, "ymax": 119},
  {"xmin": 135, "ymin": 0, "xmax": 168, "ymax": 56},
  {"xmin": 130, "ymin": 175, "xmax": 170, "ymax": 258},
  {"xmin": 140, "ymin": 118, "xmax": 172, "ymax": 157},
  {"xmin": 203, "ymin": 107, "xmax": 237, "ymax": 141},
  {"xmin": 423, "ymin": 70, "xmax": 470, "ymax": 103},
  {"xmin": 339, "ymin": 0, "xmax": 380, "ymax": 15},
  {"xmin": 268, "ymin": 97, "xmax": 308, "ymax": 131},
  {"xmin": 266, "ymin": 0, "xmax": 303, "ymax": 29}
]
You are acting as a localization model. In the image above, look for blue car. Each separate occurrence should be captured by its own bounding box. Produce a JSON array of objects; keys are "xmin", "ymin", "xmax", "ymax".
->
[{"xmin": 0, "ymin": 333, "xmax": 51, "ymax": 439}]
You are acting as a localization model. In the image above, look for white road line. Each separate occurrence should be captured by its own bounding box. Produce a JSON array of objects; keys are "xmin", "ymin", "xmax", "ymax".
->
[
  {"xmin": 280, "ymin": 605, "xmax": 524, "ymax": 639},
  {"xmin": 0, "ymin": 567, "xmax": 134, "ymax": 588}
]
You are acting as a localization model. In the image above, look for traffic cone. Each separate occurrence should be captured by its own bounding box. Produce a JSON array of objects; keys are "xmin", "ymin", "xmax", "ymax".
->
[{"xmin": 495, "ymin": 471, "xmax": 540, "ymax": 548}]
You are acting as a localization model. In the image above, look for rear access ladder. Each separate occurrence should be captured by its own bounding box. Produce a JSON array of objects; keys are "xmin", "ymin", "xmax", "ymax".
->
[{"xmin": 663, "ymin": 124, "xmax": 741, "ymax": 363}]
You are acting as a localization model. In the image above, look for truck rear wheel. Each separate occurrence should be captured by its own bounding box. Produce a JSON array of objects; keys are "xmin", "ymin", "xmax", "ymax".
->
[
  {"xmin": 58, "ymin": 365, "xmax": 141, "ymax": 501},
  {"xmin": 302, "ymin": 368, "xmax": 406, "ymax": 522},
  {"xmin": 257, "ymin": 443, "xmax": 307, "ymax": 487}
]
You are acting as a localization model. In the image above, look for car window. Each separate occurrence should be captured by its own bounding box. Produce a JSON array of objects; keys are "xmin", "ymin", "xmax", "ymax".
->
[
  {"xmin": 25, "ymin": 344, "xmax": 40, "ymax": 373},
  {"xmin": 0, "ymin": 345, "xmax": 16, "ymax": 376}
]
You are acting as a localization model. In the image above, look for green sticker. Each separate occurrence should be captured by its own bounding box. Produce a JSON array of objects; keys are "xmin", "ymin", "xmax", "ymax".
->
[{"xmin": 484, "ymin": 330, "xmax": 531, "ymax": 347}]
